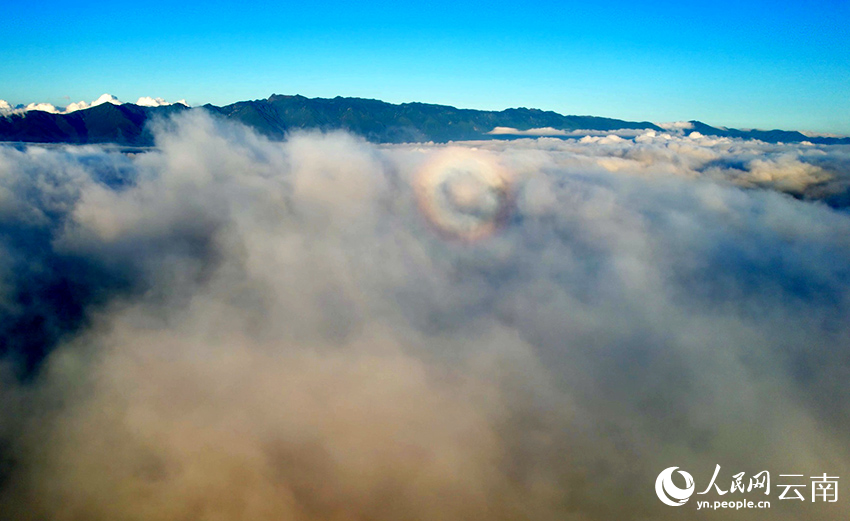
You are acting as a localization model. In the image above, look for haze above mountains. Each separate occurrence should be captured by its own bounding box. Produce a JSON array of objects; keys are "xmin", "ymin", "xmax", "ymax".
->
[{"xmin": 1, "ymin": 93, "xmax": 847, "ymax": 146}]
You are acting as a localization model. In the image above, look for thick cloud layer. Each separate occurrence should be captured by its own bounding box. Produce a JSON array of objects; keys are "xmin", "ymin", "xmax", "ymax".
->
[{"xmin": 0, "ymin": 112, "xmax": 848, "ymax": 520}]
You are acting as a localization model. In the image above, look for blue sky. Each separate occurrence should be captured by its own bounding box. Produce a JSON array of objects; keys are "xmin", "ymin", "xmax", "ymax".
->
[{"xmin": 2, "ymin": 0, "xmax": 848, "ymax": 133}]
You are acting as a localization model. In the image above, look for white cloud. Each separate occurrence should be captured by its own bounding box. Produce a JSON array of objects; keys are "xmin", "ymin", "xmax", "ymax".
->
[
  {"xmin": 0, "ymin": 113, "xmax": 849, "ymax": 520},
  {"xmin": 64, "ymin": 100, "xmax": 90, "ymax": 112},
  {"xmin": 487, "ymin": 127, "xmax": 650, "ymax": 138},
  {"xmin": 136, "ymin": 96, "xmax": 168, "ymax": 107},
  {"xmin": 0, "ymin": 94, "xmax": 121, "ymax": 116},
  {"xmin": 656, "ymin": 120, "xmax": 695, "ymax": 131},
  {"xmin": 63, "ymin": 94, "xmax": 121, "ymax": 112},
  {"xmin": 23, "ymin": 102, "xmax": 60, "ymax": 114},
  {"xmin": 578, "ymin": 133, "xmax": 627, "ymax": 144},
  {"xmin": 740, "ymin": 154, "xmax": 832, "ymax": 193},
  {"xmin": 0, "ymin": 94, "xmax": 190, "ymax": 117},
  {"xmin": 487, "ymin": 126, "xmax": 569, "ymax": 136},
  {"xmin": 91, "ymin": 93, "xmax": 122, "ymax": 107},
  {"xmin": 136, "ymin": 96, "xmax": 189, "ymax": 107}
]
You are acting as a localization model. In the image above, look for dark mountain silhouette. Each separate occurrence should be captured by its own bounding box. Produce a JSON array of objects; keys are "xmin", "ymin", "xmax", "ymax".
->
[
  {"xmin": 203, "ymin": 94, "xmax": 663, "ymax": 142},
  {"xmin": 686, "ymin": 120, "xmax": 848, "ymax": 145},
  {"xmin": 1, "ymin": 94, "xmax": 847, "ymax": 146},
  {"xmin": 0, "ymin": 102, "xmax": 189, "ymax": 146}
]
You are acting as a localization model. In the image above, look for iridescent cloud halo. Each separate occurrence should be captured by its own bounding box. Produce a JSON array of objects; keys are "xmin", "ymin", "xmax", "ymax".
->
[{"xmin": 414, "ymin": 148, "xmax": 513, "ymax": 241}]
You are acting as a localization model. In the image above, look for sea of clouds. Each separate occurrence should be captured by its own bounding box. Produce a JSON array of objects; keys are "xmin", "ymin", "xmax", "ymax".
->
[{"xmin": 0, "ymin": 111, "xmax": 848, "ymax": 520}]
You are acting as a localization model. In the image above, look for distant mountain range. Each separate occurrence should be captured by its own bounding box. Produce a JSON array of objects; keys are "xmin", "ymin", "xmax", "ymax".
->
[{"xmin": 1, "ymin": 94, "xmax": 847, "ymax": 146}]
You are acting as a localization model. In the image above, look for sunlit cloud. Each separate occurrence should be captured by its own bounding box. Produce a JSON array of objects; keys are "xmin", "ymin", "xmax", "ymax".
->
[
  {"xmin": 0, "ymin": 94, "xmax": 188, "ymax": 116},
  {"xmin": 0, "ymin": 112, "xmax": 848, "ymax": 520}
]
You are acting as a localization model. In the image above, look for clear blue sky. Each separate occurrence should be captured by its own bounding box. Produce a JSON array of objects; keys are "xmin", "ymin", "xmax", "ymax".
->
[{"xmin": 2, "ymin": 0, "xmax": 848, "ymax": 133}]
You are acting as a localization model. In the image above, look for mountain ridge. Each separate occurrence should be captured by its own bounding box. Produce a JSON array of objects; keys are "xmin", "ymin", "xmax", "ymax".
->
[{"xmin": 1, "ymin": 94, "xmax": 847, "ymax": 146}]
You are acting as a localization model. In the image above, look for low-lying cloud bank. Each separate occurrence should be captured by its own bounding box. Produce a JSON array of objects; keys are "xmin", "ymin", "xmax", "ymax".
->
[{"xmin": 0, "ymin": 111, "xmax": 848, "ymax": 520}]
